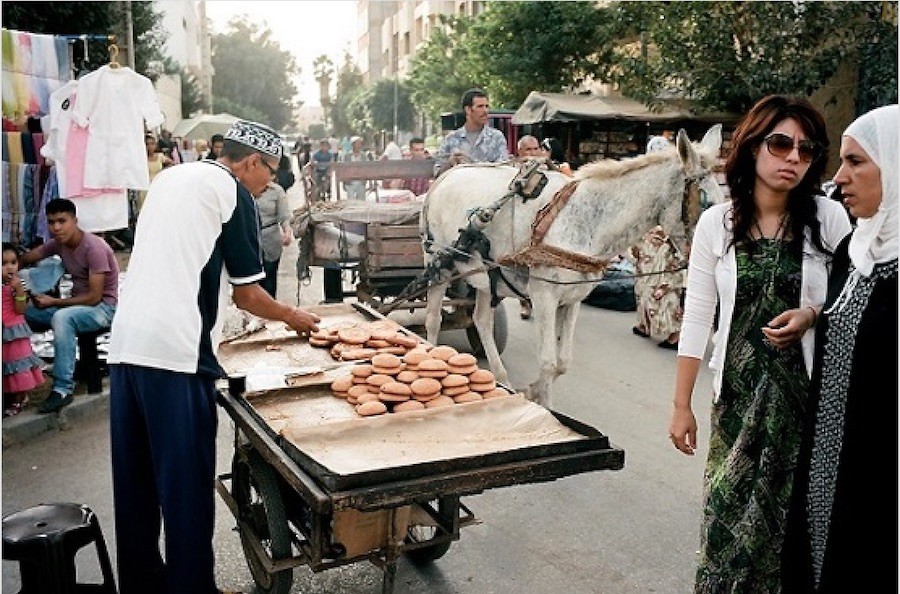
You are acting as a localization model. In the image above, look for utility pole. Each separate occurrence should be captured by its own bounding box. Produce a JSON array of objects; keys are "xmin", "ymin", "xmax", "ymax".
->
[{"xmin": 124, "ymin": 0, "xmax": 135, "ymax": 69}]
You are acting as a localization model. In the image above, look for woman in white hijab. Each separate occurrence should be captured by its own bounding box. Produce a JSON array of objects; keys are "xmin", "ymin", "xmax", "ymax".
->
[{"xmin": 782, "ymin": 104, "xmax": 898, "ymax": 594}]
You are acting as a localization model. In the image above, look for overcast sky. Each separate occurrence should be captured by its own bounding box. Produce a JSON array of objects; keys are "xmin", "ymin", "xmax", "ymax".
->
[{"xmin": 204, "ymin": 0, "xmax": 357, "ymax": 106}]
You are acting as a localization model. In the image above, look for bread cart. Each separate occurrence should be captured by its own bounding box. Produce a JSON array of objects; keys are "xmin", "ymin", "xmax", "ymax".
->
[{"xmin": 214, "ymin": 302, "xmax": 624, "ymax": 594}]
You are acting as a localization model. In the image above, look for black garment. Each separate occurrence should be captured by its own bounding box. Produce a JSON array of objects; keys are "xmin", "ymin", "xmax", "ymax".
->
[
  {"xmin": 276, "ymin": 169, "xmax": 295, "ymax": 193},
  {"xmin": 781, "ymin": 234, "xmax": 898, "ymax": 593}
]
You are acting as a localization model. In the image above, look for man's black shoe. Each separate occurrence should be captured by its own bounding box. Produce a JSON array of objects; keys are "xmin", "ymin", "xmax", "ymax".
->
[{"xmin": 38, "ymin": 391, "xmax": 73, "ymax": 414}]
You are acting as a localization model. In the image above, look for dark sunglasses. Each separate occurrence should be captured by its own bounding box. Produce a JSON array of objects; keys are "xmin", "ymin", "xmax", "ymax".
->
[{"xmin": 763, "ymin": 133, "xmax": 822, "ymax": 163}]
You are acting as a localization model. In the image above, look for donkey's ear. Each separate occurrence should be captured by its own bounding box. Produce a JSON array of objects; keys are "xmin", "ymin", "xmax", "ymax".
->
[
  {"xmin": 677, "ymin": 128, "xmax": 699, "ymax": 170},
  {"xmin": 699, "ymin": 124, "xmax": 723, "ymax": 156}
]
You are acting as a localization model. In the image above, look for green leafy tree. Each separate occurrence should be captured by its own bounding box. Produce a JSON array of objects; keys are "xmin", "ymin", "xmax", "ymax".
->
[
  {"xmin": 330, "ymin": 51, "xmax": 365, "ymax": 137},
  {"xmin": 466, "ymin": 1, "xmax": 615, "ymax": 108},
  {"xmin": 211, "ymin": 17, "xmax": 299, "ymax": 130},
  {"xmin": 366, "ymin": 79, "xmax": 414, "ymax": 133},
  {"xmin": 604, "ymin": 1, "xmax": 898, "ymax": 114},
  {"xmin": 2, "ymin": 1, "xmax": 166, "ymax": 80},
  {"xmin": 406, "ymin": 15, "xmax": 480, "ymax": 126},
  {"xmin": 313, "ymin": 54, "xmax": 335, "ymax": 126}
]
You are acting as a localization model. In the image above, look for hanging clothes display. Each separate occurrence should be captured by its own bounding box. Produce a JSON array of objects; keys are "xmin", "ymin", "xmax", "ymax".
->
[
  {"xmin": 71, "ymin": 64, "xmax": 165, "ymax": 190},
  {"xmin": 1, "ymin": 28, "xmax": 70, "ymax": 121}
]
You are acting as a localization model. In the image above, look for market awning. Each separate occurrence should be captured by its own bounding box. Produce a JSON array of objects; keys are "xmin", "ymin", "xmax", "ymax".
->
[
  {"xmin": 511, "ymin": 91, "xmax": 736, "ymax": 125},
  {"xmin": 171, "ymin": 112, "xmax": 240, "ymax": 140}
]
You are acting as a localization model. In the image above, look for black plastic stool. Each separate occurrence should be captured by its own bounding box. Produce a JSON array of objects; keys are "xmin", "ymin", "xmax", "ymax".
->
[
  {"xmin": 75, "ymin": 329, "xmax": 108, "ymax": 394},
  {"xmin": 2, "ymin": 502, "xmax": 117, "ymax": 594}
]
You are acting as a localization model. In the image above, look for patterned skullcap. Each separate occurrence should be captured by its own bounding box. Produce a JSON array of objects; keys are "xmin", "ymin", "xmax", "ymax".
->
[{"xmin": 225, "ymin": 120, "xmax": 283, "ymax": 158}]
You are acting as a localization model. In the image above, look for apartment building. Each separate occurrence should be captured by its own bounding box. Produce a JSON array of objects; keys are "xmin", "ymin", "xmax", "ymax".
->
[{"xmin": 357, "ymin": 0, "xmax": 487, "ymax": 83}]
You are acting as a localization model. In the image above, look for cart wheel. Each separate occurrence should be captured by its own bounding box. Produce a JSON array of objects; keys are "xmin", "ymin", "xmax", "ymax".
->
[
  {"xmin": 403, "ymin": 498, "xmax": 454, "ymax": 565},
  {"xmin": 232, "ymin": 448, "xmax": 293, "ymax": 594},
  {"xmin": 466, "ymin": 302, "xmax": 509, "ymax": 357}
]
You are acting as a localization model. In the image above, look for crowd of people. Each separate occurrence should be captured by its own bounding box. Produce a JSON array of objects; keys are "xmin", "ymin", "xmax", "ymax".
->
[{"xmin": 2, "ymin": 83, "xmax": 895, "ymax": 593}]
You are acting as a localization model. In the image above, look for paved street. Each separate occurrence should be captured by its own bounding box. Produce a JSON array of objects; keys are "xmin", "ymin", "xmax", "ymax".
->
[{"xmin": 2, "ymin": 179, "xmax": 714, "ymax": 593}]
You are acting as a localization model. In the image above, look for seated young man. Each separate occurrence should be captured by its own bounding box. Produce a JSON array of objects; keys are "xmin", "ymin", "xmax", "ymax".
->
[{"xmin": 21, "ymin": 198, "xmax": 119, "ymax": 413}]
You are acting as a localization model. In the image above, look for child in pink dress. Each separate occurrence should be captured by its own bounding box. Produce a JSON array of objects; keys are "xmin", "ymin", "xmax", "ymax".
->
[{"xmin": 3, "ymin": 243, "xmax": 45, "ymax": 416}]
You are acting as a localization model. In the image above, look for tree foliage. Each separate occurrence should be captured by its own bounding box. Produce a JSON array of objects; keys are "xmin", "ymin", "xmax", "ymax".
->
[
  {"xmin": 330, "ymin": 51, "xmax": 365, "ymax": 137},
  {"xmin": 342, "ymin": 79, "xmax": 415, "ymax": 136},
  {"xmin": 1, "ymin": 1, "xmax": 166, "ymax": 80},
  {"xmin": 604, "ymin": 1, "xmax": 898, "ymax": 114},
  {"xmin": 465, "ymin": 2, "xmax": 615, "ymax": 108},
  {"xmin": 211, "ymin": 17, "xmax": 299, "ymax": 130},
  {"xmin": 406, "ymin": 15, "xmax": 480, "ymax": 123},
  {"xmin": 161, "ymin": 57, "xmax": 204, "ymax": 119}
]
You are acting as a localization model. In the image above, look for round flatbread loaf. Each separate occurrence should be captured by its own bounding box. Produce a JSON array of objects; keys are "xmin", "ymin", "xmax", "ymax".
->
[
  {"xmin": 338, "ymin": 326, "xmax": 371, "ymax": 345},
  {"xmin": 350, "ymin": 365, "xmax": 374, "ymax": 378},
  {"xmin": 387, "ymin": 333, "xmax": 420, "ymax": 348},
  {"xmin": 441, "ymin": 374, "xmax": 469, "ymax": 388},
  {"xmin": 447, "ymin": 364, "xmax": 478, "ymax": 376},
  {"xmin": 365, "ymin": 374, "xmax": 393, "ymax": 388},
  {"xmin": 396, "ymin": 370, "xmax": 419, "ymax": 383},
  {"xmin": 357, "ymin": 391, "xmax": 381, "ymax": 404},
  {"xmin": 442, "ymin": 384, "xmax": 470, "ymax": 396},
  {"xmin": 482, "ymin": 388, "xmax": 511, "ymax": 399},
  {"xmin": 348, "ymin": 384, "xmax": 373, "ymax": 398},
  {"xmin": 392, "ymin": 399, "xmax": 426, "ymax": 413},
  {"xmin": 469, "ymin": 380, "xmax": 497, "ymax": 393},
  {"xmin": 309, "ymin": 337, "xmax": 333, "ymax": 348},
  {"xmin": 381, "ymin": 381, "xmax": 412, "ymax": 396},
  {"xmin": 331, "ymin": 377, "xmax": 353, "ymax": 392},
  {"xmin": 366, "ymin": 339, "xmax": 391, "ymax": 349},
  {"xmin": 410, "ymin": 377, "xmax": 442, "ymax": 397},
  {"xmin": 447, "ymin": 353, "xmax": 477, "ymax": 367},
  {"xmin": 424, "ymin": 395, "xmax": 455, "ymax": 408},
  {"xmin": 429, "ymin": 345, "xmax": 458, "ymax": 361},
  {"xmin": 468, "ymin": 369, "xmax": 495, "ymax": 383},
  {"xmin": 341, "ymin": 347, "xmax": 377, "ymax": 361},
  {"xmin": 453, "ymin": 391, "xmax": 483, "ymax": 403},
  {"xmin": 371, "ymin": 353, "xmax": 402, "ymax": 369},
  {"xmin": 357, "ymin": 400, "xmax": 388, "ymax": 416},
  {"xmin": 372, "ymin": 365, "xmax": 404, "ymax": 376},
  {"xmin": 403, "ymin": 350, "xmax": 431, "ymax": 366}
]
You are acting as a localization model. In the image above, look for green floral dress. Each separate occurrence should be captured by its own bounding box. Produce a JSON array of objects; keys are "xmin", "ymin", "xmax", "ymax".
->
[{"xmin": 695, "ymin": 239, "xmax": 810, "ymax": 594}]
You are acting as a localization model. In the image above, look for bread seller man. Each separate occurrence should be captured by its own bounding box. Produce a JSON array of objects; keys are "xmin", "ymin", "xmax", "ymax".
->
[{"xmin": 106, "ymin": 120, "xmax": 321, "ymax": 594}]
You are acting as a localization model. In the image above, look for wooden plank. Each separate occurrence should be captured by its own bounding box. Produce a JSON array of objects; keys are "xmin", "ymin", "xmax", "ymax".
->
[
  {"xmin": 332, "ymin": 159, "xmax": 435, "ymax": 182},
  {"xmin": 367, "ymin": 225, "xmax": 421, "ymax": 240},
  {"xmin": 366, "ymin": 253, "xmax": 425, "ymax": 270},
  {"xmin": 367, "ymin": 239, "xmax": 423, "ymax": 256}
]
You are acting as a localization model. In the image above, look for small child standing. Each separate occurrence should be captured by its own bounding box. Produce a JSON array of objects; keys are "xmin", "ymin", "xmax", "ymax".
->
[{"xmin": 2, "ymin": 242, "xmax": 45, "ymax": 416}]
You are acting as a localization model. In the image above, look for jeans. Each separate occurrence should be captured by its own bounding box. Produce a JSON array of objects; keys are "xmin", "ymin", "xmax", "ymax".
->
[{"xmin": 25, "ymin": 301, "xmax": 116, "ymax": 395}]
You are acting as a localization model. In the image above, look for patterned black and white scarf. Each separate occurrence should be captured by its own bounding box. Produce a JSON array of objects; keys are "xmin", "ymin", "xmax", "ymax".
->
[{"xmin": 807, "ymin": 258, "xmax": 898, "ymax": 585}]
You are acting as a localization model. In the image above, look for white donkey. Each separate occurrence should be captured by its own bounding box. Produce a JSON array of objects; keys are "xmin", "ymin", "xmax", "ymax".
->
[{"xmin": 421, "ymin": 125, "xmax": 724, "ymax": 407}]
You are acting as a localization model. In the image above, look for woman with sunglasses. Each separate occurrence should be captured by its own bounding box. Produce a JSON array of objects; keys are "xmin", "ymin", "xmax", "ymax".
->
[
  {"xmin": 780, "ymin": 104, "xmax": 898, "ymax": 594},
  {"xmin": 667, "ymin": 95, "xmax": 852, "ymax": 593}
]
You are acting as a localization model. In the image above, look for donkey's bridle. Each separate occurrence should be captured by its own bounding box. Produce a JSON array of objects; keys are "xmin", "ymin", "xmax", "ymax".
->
[{"xmin": 681, "ymin": 168, "xmax": 711, "ymax": 237}]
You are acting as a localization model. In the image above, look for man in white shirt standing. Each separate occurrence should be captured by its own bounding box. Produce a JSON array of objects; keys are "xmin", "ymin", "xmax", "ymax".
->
[{"xmin": 381, "ymin": 133, "xmax": 403, "ymax": 160}]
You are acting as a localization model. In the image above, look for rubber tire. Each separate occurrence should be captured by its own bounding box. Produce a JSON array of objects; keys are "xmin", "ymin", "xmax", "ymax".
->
[
  {"xmin": 231, "ymin": 448, "xmax": 293, "ymax": 594},
  {"xmin": 403, "ymin": 498, "xmax": 455, "ymax": 565},
  {"xmin": 466, "ymin": 302, "xmax": 509, "ymax": 357}
]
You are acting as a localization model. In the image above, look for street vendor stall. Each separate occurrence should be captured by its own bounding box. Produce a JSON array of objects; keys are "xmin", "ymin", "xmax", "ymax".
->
[
  {"xmin": 215, "ymin": 302, "xmax": 624, "ymax": 594},
  {"xmin": 512, "ymin": 91, "xmax": 738, "ymax": 165}
]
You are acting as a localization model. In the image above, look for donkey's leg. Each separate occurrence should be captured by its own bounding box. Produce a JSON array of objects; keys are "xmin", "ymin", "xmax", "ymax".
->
[
  {"xmin": 554, "ymin": 302, "xmax": 581, "ymax": 378},
  {"xmin": 424, "ymin": 283, "xmax": 449, "ymax": 346},
  {"xmin": 472, "ymin": 289, "xmax": 510, "ymax": 386},
  {"xmin": 525, "ymin": 283, "xmax": 559, "ymax": 408}
]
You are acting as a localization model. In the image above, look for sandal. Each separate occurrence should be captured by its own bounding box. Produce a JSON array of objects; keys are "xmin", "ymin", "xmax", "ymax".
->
[
  {"xmin": 4, "ymin": 397, "xmax": 28, "ymax": 417},
  {"xmin": 632, "ymin": 326, "xmax": 650, "ymax": 338}
]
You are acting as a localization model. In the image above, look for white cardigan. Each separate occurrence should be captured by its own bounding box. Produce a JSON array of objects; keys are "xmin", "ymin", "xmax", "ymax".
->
[{"xmin": 679, "ymin": 196, "xmax": 852, "ymax": 398}]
